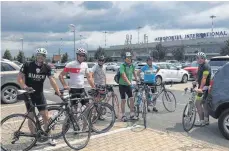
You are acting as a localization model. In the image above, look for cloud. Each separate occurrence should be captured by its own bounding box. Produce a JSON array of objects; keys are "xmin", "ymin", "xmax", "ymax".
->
[
  {"xmin": 80, "ymin": 1, "xmax": 113, "ymax": 10},
  {"xmin": 1, "ymin": 1, "xmax": 229, "ymax": 58}
]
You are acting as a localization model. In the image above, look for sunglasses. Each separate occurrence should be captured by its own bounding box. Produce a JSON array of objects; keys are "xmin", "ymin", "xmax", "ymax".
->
[
  {"xmin": 99, "ymin": 60, "xmax": 105, "ymax": 62},
  {"xmin": 37, "ymin": 53, "xmax": 46, "ymax": 58},
  {"xmin": 78, "ymin": 54, "xmax": 86, "ymax": 57}
]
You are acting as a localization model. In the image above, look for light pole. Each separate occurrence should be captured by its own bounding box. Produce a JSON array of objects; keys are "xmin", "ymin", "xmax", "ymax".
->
[
  {"xmin": 137, "ymin": 26, "xmax": 142, "ymax": 44},
  {"xmin": 20, "ymin": 38, "xmax": 23, "ymax": 52},
  {"xmin": 103, "ymin": 31, "xmax": 107, "ymax": 47},
  {"xmin": 69, "ymin": 24, "xmax": 76, "ymax": 58},
  {"xmin": 210, "ymin": 15, "xmax": 216, "ymax": 33}
]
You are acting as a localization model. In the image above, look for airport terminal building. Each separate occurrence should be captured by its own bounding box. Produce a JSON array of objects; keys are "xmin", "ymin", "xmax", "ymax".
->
[{"xmin": 88, "ymin": 30, "xmax": 229, "ymax": 61}]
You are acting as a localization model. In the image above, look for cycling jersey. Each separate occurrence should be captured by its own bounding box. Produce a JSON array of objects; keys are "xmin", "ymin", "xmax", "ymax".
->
[
  {"xmin": 119, "ymin": 63, "xmax": 135, "ymax": 86},
  {"xmin": 197, "ymin": 62, "xmax": 211, "ymax": 88},
  {"xmin": 64, "ymin": 60, "xmax": 88, "ymax": 88},
  {"xmin": 90, "ymin": 64, "xmax": 106, "ymax": 86},
  {"xmin": 141, "ymin": 65, "xmax": 159, "ymax": 84},
  {"xmin": 20, "ymin": 61, "xmax": 53, "ymax": 93}
]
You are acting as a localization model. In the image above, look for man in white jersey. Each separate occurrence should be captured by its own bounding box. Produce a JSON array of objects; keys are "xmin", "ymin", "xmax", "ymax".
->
[{"xmin": 59, "ymin": 48, "xmax": 94, "ymax": 106}]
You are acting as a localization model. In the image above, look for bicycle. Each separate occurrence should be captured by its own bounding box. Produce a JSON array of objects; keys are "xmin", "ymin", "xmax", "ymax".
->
[
  {"xmin": 62, "ymin": 88, "xmax": 116, "ymax": 134},
  {"xmin": 1, "ymin": 87, "xmax": 91, "ymax": 151},
  {"xmin": 94, "ymin": 84, "xmax": 120, "ymax": 119}
]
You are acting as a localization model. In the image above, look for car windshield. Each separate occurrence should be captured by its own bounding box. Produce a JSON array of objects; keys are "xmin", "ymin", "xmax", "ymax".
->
[
  {"xmin": 209, "ymin": 58, "xmax": 229, "ymax": 66},
  {"xmin": 13, "ymin": 61, "xmax": 22, "ymax": 66}
]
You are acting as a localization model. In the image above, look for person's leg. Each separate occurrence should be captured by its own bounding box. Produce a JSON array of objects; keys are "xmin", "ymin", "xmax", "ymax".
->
[
  {"xmin": 24, "ymin": 94, "xmax": 36, "ymax": 134},
  {"xmin": 203, "ymin": 91, "xmax": 209, "ymax": 125},
  {"xmin": 195, "ymin": 93, "xmax": 205, "ymax": 126},
  {"xmin": 127, "ymin": 86, "xmax": 138, "ymax": 120},
  {"xmin": 37, "ymin": 94, "xmax": 56, "ymax": 146},
  {"xmin": 119, "ymin": 85, "xmax": 127, "ymax": 121}
]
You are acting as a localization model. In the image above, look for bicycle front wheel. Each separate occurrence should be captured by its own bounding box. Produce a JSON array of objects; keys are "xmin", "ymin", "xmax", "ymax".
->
[
  {"xmin": 1, "ymin": 114, "xmax": 37, "ymax": 151},
  {"xmin": 89, "ymin": 102, "xmax": 115, "ymax": 133},
  {"xmin": 63, "ymin": 113, "xmax": 91, "ymax": 150},
  {"xmin": 182, "ymin": 101, "xmax": 196, "ymax": 132},
  {"xmin": 162, "ymin": 90, "xmax": 177, "ymax": 112}
]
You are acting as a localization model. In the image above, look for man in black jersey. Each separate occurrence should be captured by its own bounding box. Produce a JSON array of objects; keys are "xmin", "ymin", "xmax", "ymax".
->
[
  {"xmin": 195, "ymin": 52, "xmax": 211, "ymax": 126},
  {"xmin": 17, "ymin": 48, "xmax": 61, "ymax": 146}
]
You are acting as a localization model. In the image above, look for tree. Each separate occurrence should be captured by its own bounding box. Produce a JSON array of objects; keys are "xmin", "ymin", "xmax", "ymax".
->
[
  {"xmin": 155, "ymin": 43, "xmax": 166, "ymax": 61},
  {"xmin": 220, "ymin": 39, "xmax": 229, "ymax": 56},
  {"xmin": 61, "ymin": 53, "xmax": 68, "ymax": 63},
  {"xmin": 172, "ymin": 47, "xmax": 184, "ymax": 61},
  {"xmin": 17, "ymin": 51, "xmax": 25, "ymax": 63},
  {"xmin": 29, "ymin": 54, "xmax": 35, "ymax": 61},
  {"xmin": 87, "ymin": 57, "xmax": 94, "ymax": 62},
  {"xmin": 3, "ymin": 49, "xmax": 12, "ymax": 61},
  {"xmin": 94, "ymin": 47, "xmax": 105, "ymax": 59}
]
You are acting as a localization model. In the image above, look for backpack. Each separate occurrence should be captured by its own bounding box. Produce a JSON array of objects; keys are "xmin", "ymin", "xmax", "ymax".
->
[{"xmin": 114, "ymin": 64, "xmax": 133, "ymax": 84}]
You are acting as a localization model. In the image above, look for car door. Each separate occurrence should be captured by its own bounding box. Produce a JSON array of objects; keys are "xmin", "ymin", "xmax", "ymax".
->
[
  {"xmin": 157, "ymin": 63, "xmax": 170, "ymax": 82},
  {"xmin": 166, "ymin": 63, "xmax": 178, "ymax": 82}
]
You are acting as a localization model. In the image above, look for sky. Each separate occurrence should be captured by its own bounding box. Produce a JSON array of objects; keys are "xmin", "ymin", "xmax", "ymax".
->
[{"xmin": 1, "ymin": 1, "xmax": 229, "ymax": 58}]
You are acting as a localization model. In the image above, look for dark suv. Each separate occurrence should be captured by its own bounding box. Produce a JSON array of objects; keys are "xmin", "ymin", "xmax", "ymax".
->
[{"xmin": 207, "ymin": 62, "xmax": 229, "ymax": 140}]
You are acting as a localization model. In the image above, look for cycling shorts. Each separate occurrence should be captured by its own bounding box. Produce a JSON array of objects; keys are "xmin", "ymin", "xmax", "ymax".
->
[
  {"xmin": 69, "ymin": 88, "xmax": 89, "ymax": 105},
  {"xmin": 24, "ymin": 93, "xmax": 47, "ymax": 112},
  {"xmin": 119, "ymin": 85, "xmax": 133, "ymax": 100}
]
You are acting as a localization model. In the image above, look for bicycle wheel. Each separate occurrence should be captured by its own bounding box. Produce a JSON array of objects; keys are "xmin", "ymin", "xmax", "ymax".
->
[
  {"xmin": 1, "ymin": 114, "xmax": 37, "ymax": 151},
  {"xmin": 162, "ymin": 90, "xmax": 177, "ymax": 112},
  {"xmin": 46, "ymin": 106, "xmax": 67, "ymax": 139},
  {"xmin": 182, "ymin": 101, "xmax": 196, "ymax": 132},
  {"xmin": 107, "ymin": 93, "xmax": 120, "ymax": 119},
  {"xmin": 88, "ymin": 102, "xmax": 115, "ymax": 133},
  {"xmin": 63, "ymin": 113, "xmax": 91, "ymax": 150}
]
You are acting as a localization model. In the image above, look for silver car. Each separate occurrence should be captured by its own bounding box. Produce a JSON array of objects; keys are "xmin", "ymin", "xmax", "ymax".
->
[{"xmin": 1, "ymin": 59, "xmax": 21, "ymax": 104}]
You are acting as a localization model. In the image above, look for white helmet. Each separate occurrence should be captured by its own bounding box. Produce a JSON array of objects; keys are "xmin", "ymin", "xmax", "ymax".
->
[
  {"xmin": 196, "ymin": 52, "xmax": 206, "ymax": 59},
  {"xmin": 36, "ymin": 48, "xmax": 48, "ymax": 56},
  {"xmin": 76, "ymin": 48, "xmax": 87, "ymax": 55}
]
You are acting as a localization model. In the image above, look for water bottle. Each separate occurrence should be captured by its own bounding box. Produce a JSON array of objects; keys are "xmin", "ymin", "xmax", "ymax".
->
[{"xmin": 38, "ymin": 113, "xmax": 44, "ymax": 125}]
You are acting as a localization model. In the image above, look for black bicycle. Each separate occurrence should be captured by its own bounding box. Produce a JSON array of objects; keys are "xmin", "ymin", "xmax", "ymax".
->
[{"xmin": 1, "ymin": 87, "xmax": 91, "ymax": 151}]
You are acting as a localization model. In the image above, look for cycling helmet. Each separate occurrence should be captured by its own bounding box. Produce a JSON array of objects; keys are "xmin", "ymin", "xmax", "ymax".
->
[
  {"xmin": 196, "ymin": 52, "xmax": 206, "ymax": 59},
  {"xmin": 98, "ymin": 55, "xmax": 105, "ymax": 60},
  {"xmin": 76, "ymin": 48, "xmax": 87, "ymax": 55},
  {"xmin": 125, "ymin": 52, "xmax": 132, "ymax": 57},
  {"xmin": 36, "ymin": 48, "xmax": 48, "ymax": 56},
  {"xmin": 146, "ymin": 56, "xmax": 153, "ymax": 61}
]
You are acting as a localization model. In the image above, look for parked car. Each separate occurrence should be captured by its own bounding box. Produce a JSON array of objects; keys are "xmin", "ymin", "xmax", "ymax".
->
[
  {"xmin": 13, "ymin": 61, "xmax": 23, "ymax": 68},
  {"xmin": 55, "ymin": 63, "xmax": 66, "ymax": 69},
  {"xmin": 183, "ymin": 61, "xmax": 198, "ymax": 80},
  {"xmin": 135, "ymin": 62, "xmax": 147, "ymax": 71},
  {"xmin": 112, "ymin": 62, "xmax": 122, "ymax": 72},
  {"xmin": 106, "ymin": 62, "xmax": 117, "ymax": 71},
  {"xmin": 207, "ymin": 62, "xmax": 229, "ymax": 140},
  {"xmin": 166, "ymin": 60, "xmax": 179, "ymax": 64},
  {"xmin": 138, "ymin": 62, "xmax": 189, "ymax": 85},
  {"xmin": 1, "ymin": 59, "xmax": 21, "ymax": 104},
  {"xmin": 209, "ymin": 55, "xmax": 229, "ymax": 78}
]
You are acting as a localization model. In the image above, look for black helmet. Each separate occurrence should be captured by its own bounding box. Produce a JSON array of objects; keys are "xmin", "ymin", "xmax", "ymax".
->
[{"xmin": 98, "ymin": 55, "xmax": 105, "ymax": 60}]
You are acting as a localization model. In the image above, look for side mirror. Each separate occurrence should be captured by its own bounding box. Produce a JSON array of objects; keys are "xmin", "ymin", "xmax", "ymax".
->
[{"xmin": 177, "ymin": 67, "xmax": 180, "ymax": 70}]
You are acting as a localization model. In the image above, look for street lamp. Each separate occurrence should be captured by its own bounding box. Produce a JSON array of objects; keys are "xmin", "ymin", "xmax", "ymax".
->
[
  {"xmin": 69, "ymin": 24, "xmax": 76, "ymax": 58},
  {"xmin": 210, "ymin": 15, "xmax": 216, "ymax": 33},
  {"xmin": 137, "ymin": 26, "xmax": 142, "ymax": 44},
  {"xmin": 20, "ymin": 38, "xmax": 23, "ymax": 52}
]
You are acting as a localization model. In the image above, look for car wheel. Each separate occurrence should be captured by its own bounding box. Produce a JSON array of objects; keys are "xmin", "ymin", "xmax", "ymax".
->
[
  {"xmin": 155, "ymin": 76, "xmax": 162, "ymax": 86},
  {"xmin": 1, "ymin": 85, "xmax": 19, "ymax": 104},
  {"xmin": 218, "ymin": 109, "xmax": 229, "ymax": 140},
  {"xmin": 181, "ymin": 74, "xmax": 188, "ymax": 83}
]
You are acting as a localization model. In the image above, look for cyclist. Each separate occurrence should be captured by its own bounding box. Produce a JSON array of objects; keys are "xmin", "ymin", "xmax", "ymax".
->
[
  {"xmin": 17, "ymin": 48, "xmax": 61, "ymax": 146},
  {"xmin": 59, "ymin": 48, "xmax": 94, "ymax": 109},
  {"xmin": 137, "ymin": 56, "xmax": 160, "ymax": 112},
  {"xmin": 89, "ymin": 55, "xmax": 106, "ymax": 88},
  {"xmin": 119, "ymin": 51, "xmax": 138, "ymax": 122},
  {"xmin": 195, "ymin": 52, "xmax": 211, "ymax": 126}
]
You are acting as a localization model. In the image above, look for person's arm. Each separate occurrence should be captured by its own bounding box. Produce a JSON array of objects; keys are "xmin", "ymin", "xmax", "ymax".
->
[
  {"xmin": 137, "ymin": 66, "xmax": 146, "ymax": 79},
  {"xmin": 85, "ymin": 64, "xmax": 94, "ymax": 88},
  {"xmin": 59, "ymin": 66, "xmax": 69, "ymax": 89},
  {"xmin": 154, "ymin": 65, "xmax": 160, "ymax": 74},
  {"xmin": 133, "ymin": 66, "xmax": 138, "ymax": 81},
  {"xmin": 47, "ymin": 66, "xmax": 61, "ymax": 96},
  {"xmin": 88, "ymin": 65, "xmax": 96, "ymax": 88},
  {"xmin": 120, "ymin": 65, "xmax": 131, "ymax": 85},
  {"xmin": 17, "ymin": 63, "xmax": 28, "ymax": 89}
]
